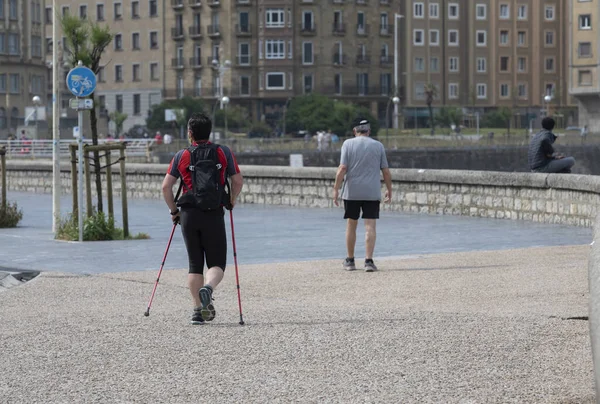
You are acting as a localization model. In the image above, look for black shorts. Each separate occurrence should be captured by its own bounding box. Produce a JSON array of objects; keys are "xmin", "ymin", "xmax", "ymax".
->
[
  {"xmin": 343, "ymin": 200, "xmax": 380, "ymax": 220},
  {"xmin": 180, "ymin": 207, "xmax": 227, "ymax": 274}
]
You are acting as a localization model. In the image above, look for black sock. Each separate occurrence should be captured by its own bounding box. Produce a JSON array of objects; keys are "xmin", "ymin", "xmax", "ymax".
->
[
  {"xmin": 203, "ymin": 284, "xmax": 213, "ymax": 292},
  {"xmin": 365, "ymin": 258, "xmax": 374, "ymax": 263},
  {"xmin": 347, "ymin": 257, "xmax": 355, "ymax": 262}
]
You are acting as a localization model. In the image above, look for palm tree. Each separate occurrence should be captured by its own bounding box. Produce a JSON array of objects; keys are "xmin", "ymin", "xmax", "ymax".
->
[{"xmin": 424, "ymin": 83, "xmax": 438, "ymax": 135}]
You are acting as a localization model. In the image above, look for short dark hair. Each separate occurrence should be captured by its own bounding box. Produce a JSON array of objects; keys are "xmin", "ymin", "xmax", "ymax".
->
[
  {"xmin": 188, "ymin": 112, "xmax": 212, "ymax": 141},
  {"xmin": 541, "ymin": 117, "xmax": 555, "ymax": 131}
]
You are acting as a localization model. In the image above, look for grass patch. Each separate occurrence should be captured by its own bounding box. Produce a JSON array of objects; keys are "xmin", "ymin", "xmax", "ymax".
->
[
  {"xmin": 0, "ymin": 202, "xmax": 23, "ymax": 228},
  {"xmin": 55, "ymin": 210, "xmax": 150, "ymax": 241}
]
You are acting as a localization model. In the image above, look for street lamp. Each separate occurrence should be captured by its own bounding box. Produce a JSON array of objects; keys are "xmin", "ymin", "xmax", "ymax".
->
[
  {"xmin": 212, "ymin": 59, "xmax": 231, "ymax": 139},
  {"xmin": 221, "ymin": 96, "xmax": 230, "ymax": 140},
  {"xmin": 393, "ymin": 13, "xmax": 405, "ymax": 130},
  {"xmin": 32, "ymin": 96, "xmax": 41, "ymax": 138},
  {"xmin": 386, "ymin": 96, "xmax": 400, "ymax": 146},
  {"xmin": 544, "ymin": 94, "xmax": 553, "ymax": 117}
]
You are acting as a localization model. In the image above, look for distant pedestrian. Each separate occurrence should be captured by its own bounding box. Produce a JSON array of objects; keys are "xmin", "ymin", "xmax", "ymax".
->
[
  {"xmin": 332, "ymin": 118, "xmax": 392, "ymax": 272},
  {"xmin": 528, "ymin": 117, "xmax": 575, "ymax": 174}
]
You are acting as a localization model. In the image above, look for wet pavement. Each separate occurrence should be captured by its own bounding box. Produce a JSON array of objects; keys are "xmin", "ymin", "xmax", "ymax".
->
[{"xmin": 0, "ymin": 191, "xmax": 593, "ymax": 274}]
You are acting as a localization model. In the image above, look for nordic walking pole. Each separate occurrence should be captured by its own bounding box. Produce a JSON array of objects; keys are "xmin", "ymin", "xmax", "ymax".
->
[
  {"xmin": 229, "ymin": 209, "xmax": 245, "ymax": 325},
  {"xmin": 144, "ymin": 181, "xmax": 183, "ymax": 317}
]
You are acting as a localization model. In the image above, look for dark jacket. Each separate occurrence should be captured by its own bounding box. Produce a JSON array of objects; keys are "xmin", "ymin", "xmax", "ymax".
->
[{"xmin": 528, "ymin": 129, "xmax": 557, "ymax": 171}]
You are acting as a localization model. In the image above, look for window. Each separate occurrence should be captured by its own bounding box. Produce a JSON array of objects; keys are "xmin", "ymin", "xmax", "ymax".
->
[
  {"xmin": 116, "ymin": 95, "xmax": 123, "ymax": 113},
  {"xmin": 97, "ymin": 4, "xmax": 104, "ymax": 20},
  {"xmin": 579, "ymin": 42, "xmax": 592, "ymax": 57},
  {"xmin": 357, "ymin": 73, "xmax": 368, "ymax": 95},
  {"xmin": 545, "ymin": 31, "xmax": 554, "ymax": 46},
  {"xmin": 0, "ymin": 108, "xmax": 5, "ymax": 129},
  {"xmin": 80, "ymin": 5, "xmax": 87, "ymax": 19},
  {"xmin": 31, "ymin": 36, "xmax": 42, "ymax": 57},
  {"xmin": 265, "ymin": 40, "xmax": 285, "ymax": 59},
  {"xmin": 193, "ymin": 76, "xmax": 201, "ymax": 97},
  {"xmin": 580, "ymin": 15, "xmax": 591, "ymax": 30},
  {"xmin": 9, "ymin": 74, "xmax": 19, "ymax": 93},
  {"xmin": 476, "ymin": 83, "xmax": 486, "ymax": 99},
  {"xmin": 288, "ymin": 40, "xmax": 292, "ymax": 58},
  {"xmin": 477, "ymin": 58, "xmax": 486, "ymax": 73},
  {"xmin": 429, "ymin": 3, "xmax": 438, "ymax": 18},
  {"xmin": 131, "ymin": 33, "xmax": 140, "ymax": 50},
  {"xmin": 115, "ymin": 65, "xmax": 123, "ymax": 82},
  {"xmin": 415, "ymin": 83, "xmax": 425, "ymax": 100},
  {"xmin": 302, "ymin": 42, "xmax": 313, "ymax": 64},
  {"xmin": 334, "ymin": 73, "xmax": 342, "ymax": 95},
  {"xmin": 98, "ymin": 67, "xmax": 105, "ymax": 82},
  {"xmin": 449, "ymin": 83, "xmax": 458, "ymax": 99},
  {"xmin": 448, "ymin": 3, "xmax": 458, "ymax": 19},
  {"xmin": 380, "ymin": 73, "xmax": 391, "ymax": 95},
  {"xmin": 500, "ymin": 56, "xmax": 509, "ymax": 72},
  {"xmin": 132, "ymin": 1, "xmax": 139, "ymax": 18},
  {"xmin": 518, "ymin": 57, "xmax": 526, "ymax": 72},
  {"xmin": 414, "ymin": 2, "xmax": 424, "ymax": 18},
  {"xmin": 429, "ymin": 30, "xmax": 439, "ymax": 45},
  {"xmin": 239, "ymin": 43, "xmax": 250, "ymax": 65},
  {"xmin": 150, "ymin": 32, "xmax": 158, "ymax": 49},
  {"xmin": 61, "ymin": 5, "xmax": 69, "ymax": 16},
  {"xmin": 499, "ymin": 4, "xmax": 509, "ymax": 19},
  {"xmin": 414, "ymin": 57, "xmax": 425, "ymax": 72},
  {"xmin": 517, "ymin": 31, "xmax": 526, "ymax": 46},
  {"xmin": 303, "ymin": 74, "xmax": 313, "ymax": 94},
  {"xmin": 500, "ymin": 83, "xmax": 509, "ymax": 98},
  {"xmin": 430, "ymin": 57, "xmax": 439, "ymax": 72},
  {"xmin": 413, "ymin": 29, "xmax": 424, "ymax": 45},
  {"xmin": 150, "ymin": 63, "xmax": 159, "ymax": 81},
  {"xmin": 45, "ymin": 37, "xmax": 52, "ymax": 54},
  {"xmin": 449, "ymin": 57, "xmax": 459, "ymax": 72},
  {"xmin": 518, "ymin": 83, "xmax": 527, "ymax": 98},
  {"xmin": 545, "ymin": 83, "xmax": 555, "ymax": 96},
  {"xmin": 132, "ymin": 64, "xmax": 140, "ymax": 81},
  {"xmin": 9, "ymin": 0, "xmax": 17, "ymax": 19},
  {"xmin": 517, "ymin": 5, "xmax": 527, "ymax": 20},
  {"xmin": 545, "ymin": 5, "xmax": 554, "ymax": 21},
  {"xmin": 0, "ymin": 75, "xmax": 5, "ymax": 94},
  {"xmin": 8, "ymin": 34, "xmax": 19, "ymax": 55},
  {"xmin": 150, "ymin": 0, "xmax": 158, "ymax": 17},
  {"xmin": 499, "ymin": 30, "xmax": 509, "ymax": 45},
  {"xmin": 302, "ymin": 11, "xmax": 313, "ymax": 31},
  {"xmin": 266, "ymin": 72, "xmax": 285, "ymax": 89},
  {"xmin": 448, "ymin": 30, "xmax": 458, "ymax": 46},
  {"xmin": 114, "ymin": 3, "xmax": 122, "ymax": 20},
  {"xmin": 45, "ymin": 7, "xmax": 52, "ymax": 23},
  {"xmin": 0, "ymin": 34, "xmax": 4, "ymax": 54},
  {"xmin": 266, "ymin": 9, "xmax": 284, "ymax": 27},
  {"xmin": 476, "ymin": 4, "xmax": 486, "ymax": 19},
  {"xmin": 545, "ymin": 57, "xmax": 555, "ymax": 72},
  {"xmin": 579, "ymin": 70, "xmax": 593, "ymax": 86},
  {"xmin": 240, "ymin": 76, "xmax": 250, "ymax": 96},
  {"xmin": 114, "ymin": 34, "xmax": 123, "ymax": 50},
  {"xmin": 132, "ymin": 94, "xmax": 141, "ymax": 115},
  {"xmin": 476, "ymin": 30, "xmax": 486, "ymax": 46},
  {"xmin": 380, "ymin": 13, "xmax": 388, "ymax": 33}
]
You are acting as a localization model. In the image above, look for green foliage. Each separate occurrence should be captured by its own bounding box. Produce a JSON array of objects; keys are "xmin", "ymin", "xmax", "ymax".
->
[
  {"xmin": 436, "ymin": 107, "xmax": 463, "ymax": 129},
  {"xmin": 214, "ymin": 105, "xmax": 250, "ymax": 130},
  {"xmin": 0, "ymin": 202, "xmax": 23, "ymax": 228},
  {"xmin": 146, "ymin": 97, "xmax": 206, "ymax": 130},
  {"xmin": 284, "ymin": 94, "xmax": 379, "ymax": 138},
  {"xmin": 109, "ymin": 111, "xmax": 128, "ymax": 136},
  {"xmin": 248, "ymin": 121, "xmax": 273, "ymax": 138},
  {"xmin": 56, "ymin": 211, "xmax": 149, "ymax": 241},
  {"xmin": 482, "ymin": 108, "xmax": 513, "ymax": 131},
  {"xmin": 60, "ymin": 14, "xmax": 113, "ymax": 73}
]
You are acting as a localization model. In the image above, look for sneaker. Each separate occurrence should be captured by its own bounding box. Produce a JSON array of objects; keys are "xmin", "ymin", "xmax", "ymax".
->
[
  {"xmin": 364, "ymin": 259, "xmax": 378, "ymax": 272},
  {"xmin": 343, "ymin": 257, "xmax": 356, "ymax": 271},
  {"xmin": 199, "ymin": 286, "xmax": 216, "ymax": 321},
  {"xmin": 190, "ymin": 308, "xmax": 205, "ymax": 325}
]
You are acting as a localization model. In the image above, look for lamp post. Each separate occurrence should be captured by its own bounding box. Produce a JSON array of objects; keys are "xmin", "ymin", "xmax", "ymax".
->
[
  {"xmin": 51, "ymin": 0, "xmax": 61, "ymax": 234},
  {"xmin": 212, "ymin": 58, "xmax": 231, "ymax": 139},
  {"xmin": 221, "ymin": 96, "xmax": 230, "ymax": 140},
  {"xmin": 386, "ymin": 96, "xmax": 400, "ymax": 146},
  {"xmin": 393, "ymin": 13, "xmax": 405, "ymax": 130},
  {"xmin": 544, "ymin": 94, "xmax": 553, "ymax": 117},
  {"xmin": 32, "ymin": 96, "xmax": 41, "ymax": 138}
]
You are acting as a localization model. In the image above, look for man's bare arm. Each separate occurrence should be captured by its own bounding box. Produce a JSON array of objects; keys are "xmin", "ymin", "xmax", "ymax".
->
[
  {"xmin": 334, "ymin": 165, "xmax": 347, "ymax": 191},
  {"xmin": 382, "ymin": 168, "xmax": 392, "ymax": 202},
  {"xmin": 229, "ymin": 173, "xmax": 244, "ymax": 206},
  {"xmin": 162, "ymin": 174, "xmax": 179, "ymax": 213}
]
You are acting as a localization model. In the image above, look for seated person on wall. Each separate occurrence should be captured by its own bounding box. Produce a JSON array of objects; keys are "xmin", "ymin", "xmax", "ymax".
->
[{"xmin": 528, "ymin": 117, "xmax": 576, "ymax": 174}]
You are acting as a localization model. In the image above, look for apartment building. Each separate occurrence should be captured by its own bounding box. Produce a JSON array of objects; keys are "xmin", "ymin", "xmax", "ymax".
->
[
  {"xmin": 0, "ymin": 0, "xmax": 46, "ymax": 138},
  {"xmin": 164, "ymin": 0, "xmax": 400, "ymax": 124},
  {"xmin": 402, "ymin": 0, "xmax": 575, "ymax": 128},
  {"xmin": 569, "ymin": 0, "xmax": 599, "ymax": 131},
  {"xmin": 45, "ymin": 0, "xmax": 164, "ymax": 134}
]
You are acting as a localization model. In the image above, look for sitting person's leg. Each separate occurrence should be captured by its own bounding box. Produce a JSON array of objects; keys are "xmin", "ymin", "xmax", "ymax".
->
[{"xmin": 542, "ymin": 157, "xmax": 575, "ymax": 173}]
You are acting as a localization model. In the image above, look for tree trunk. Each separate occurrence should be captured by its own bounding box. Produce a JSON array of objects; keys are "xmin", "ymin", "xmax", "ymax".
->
[
  {"xmin": 428, "ymin": 104, "xmax": 435, "ymax": 135},
  {"xmin": 90, "ymin": 97, "xmax": 103, "ymax": 213}
]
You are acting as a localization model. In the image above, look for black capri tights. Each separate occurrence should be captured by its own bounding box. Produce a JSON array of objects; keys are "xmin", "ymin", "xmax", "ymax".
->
[{"xmin": 180, "ymin": 208, "xmax": 227, "ymax": 274}]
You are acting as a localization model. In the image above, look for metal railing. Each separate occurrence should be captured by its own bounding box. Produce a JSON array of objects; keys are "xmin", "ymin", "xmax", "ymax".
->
[{"xmin": 0, "ymin": 139, "xmax": 155, "ymax": 160}]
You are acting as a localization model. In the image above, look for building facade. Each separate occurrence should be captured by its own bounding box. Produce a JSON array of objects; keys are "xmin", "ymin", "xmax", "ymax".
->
[{"xmin": 0, "ymin": 0, "xmax": 47, "ymax": 138}]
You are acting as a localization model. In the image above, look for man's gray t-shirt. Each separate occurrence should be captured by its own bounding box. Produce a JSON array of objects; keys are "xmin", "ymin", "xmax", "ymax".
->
[{"xmin": 340, "ymin": 136, "xmax": 389, "ymax": 201}]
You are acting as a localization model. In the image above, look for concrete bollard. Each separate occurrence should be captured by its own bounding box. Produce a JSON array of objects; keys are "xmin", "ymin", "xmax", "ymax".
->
[{"xmin": 588, "ymin": 213, "xmax": 600, "ymax": 402}]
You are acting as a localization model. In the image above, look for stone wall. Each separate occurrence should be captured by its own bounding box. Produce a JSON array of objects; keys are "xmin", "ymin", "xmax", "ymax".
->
[{"xmin": 4, "ymin": 160, "xmax": 600, "ymax": 227}]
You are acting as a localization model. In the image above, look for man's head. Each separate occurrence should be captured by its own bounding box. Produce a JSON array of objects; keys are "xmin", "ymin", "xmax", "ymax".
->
[
  {"xmin": 352, "ymin": 118, "xmax": 371, "ymax": 136},
  {"xmin": 187, "ymin": 112, "xmax": 212, "ymax": 142},
  {"xmin": 541, "ymin": 117, "xmax": 555, "ymax": 131}
]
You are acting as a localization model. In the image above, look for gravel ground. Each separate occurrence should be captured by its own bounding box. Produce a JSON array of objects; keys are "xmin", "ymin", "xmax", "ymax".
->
[{"xmin": 0, "ymin": 245, "xmax": 595, "ymax": 403}]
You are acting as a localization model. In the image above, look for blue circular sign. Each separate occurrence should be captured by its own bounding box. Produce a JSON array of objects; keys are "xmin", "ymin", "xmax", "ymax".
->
[{"xmin": 66, "ymin": 66, "xmax": 97, "ymax": 97}]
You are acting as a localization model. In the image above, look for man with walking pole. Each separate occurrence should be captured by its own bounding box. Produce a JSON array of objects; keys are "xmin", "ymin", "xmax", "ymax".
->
[{"xmin": 160, "ymin": 113, "xmax": 244, "ymax": 325}]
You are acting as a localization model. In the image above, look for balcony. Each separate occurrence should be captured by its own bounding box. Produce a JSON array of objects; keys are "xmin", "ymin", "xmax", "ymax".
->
[
  {"xmin": 207, "ymin": 56, "xmax": 220, "ymax": 65},
  {"xmin": 189, "ymin": 0, "xmax": 201, "ymax": 7},
  {"xmin": 380, "ymin": 55, "xmax": 393, "ymax": 67},
  {"xmin": 356, "ymin": 0, "xmax": 368, "ymax": 4},
  {"xmin": 356, "ymin": 24, "xmax": 369, "ymax": 36},
  {"xmin": 207, "ymin": 0, "xmax": 220, "ymax": 7},
  {"xmin": 333, "ymin": 23, "xmax": 346, "ymax": 35},
  {"xmin": 321, "ymin": 85, "xmax": 393, "ymax": 97},
  {"xmin": 171, "ymin": 27, "xmax": 185, "ymax": 40},
  {"xmin": 189, "ymin": 25, "xmax": 202, "ymax": 38},
  {"xmin": 380, "ymin": 25, "xmax": 391, "ymax": 36},
  {"xmin": 171, "ymin": 57, "xmax": 186, "ymax": 69},
  {"xmin": 190, "ymin": 56, "xmax": 202, "ymax": 68},
  {"xmin": 236, "ymin": 0, "xmax": 251, "ymax": 5},
  {"xmin": 300, "ymin": 55, "xmax": 318, "ymax": 65},
  {"xmin": 331, "ymin": 0, "xmax": 345, "ymax": 3},
  {"xmin": 333, "ymin": 53, "xmax": 347, "ymax": 66},
  {"xmin": 356, "ymin": 54, "xmax": 371, "ymax": 65},
  {"xmin": 207, "ymin": 25, "xmax": 220, "ymax": 38},
  {"xmin": 300, "ymin": 23, "xmax": 316, "ymax": 36},
  {"xmin": 171, "ymin": 0, "xmax": 184, "ymax": 9},
  {"xmin": 236, "ymin": 24, "xmax": 252, "ymax": 36},
  {"xmin": 236, "ymin": 55, "xmax": 252, "ymax": 66}
]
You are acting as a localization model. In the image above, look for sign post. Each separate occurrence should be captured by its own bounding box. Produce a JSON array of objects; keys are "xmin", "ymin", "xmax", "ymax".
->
[{"xmin": 66, "ymin": 61, "xmax": 97, "ymax": 242}]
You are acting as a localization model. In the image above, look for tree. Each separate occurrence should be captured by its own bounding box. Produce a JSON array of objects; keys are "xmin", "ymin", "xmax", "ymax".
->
[
  {"xmin": 109, "ymin": 111, "xmax": 128, "ymax": 137},
  {"xmin": 498, "ymin": 107, "xmax": 513, "ymax": 135},
  {"xmin": 424, "ymin": 83, "xmax": 438, "ymax": 135},
  {"xmin": 214, "ymin": 104, "xmax": 251, "ymax": 131},
  {"xmin": 435, "ymin": 107, "xmax": 463, "ymax": 133},
  {"xmin": 61, "ymin": 14, "xmax": 113, "ymax": 213}
]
